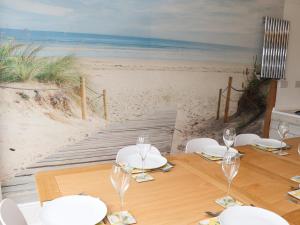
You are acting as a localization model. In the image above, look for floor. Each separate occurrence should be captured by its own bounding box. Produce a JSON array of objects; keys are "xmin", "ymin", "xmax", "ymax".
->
[{"xmin": 2, "ymin": 109, "xmax": 177, "ymax": 203}]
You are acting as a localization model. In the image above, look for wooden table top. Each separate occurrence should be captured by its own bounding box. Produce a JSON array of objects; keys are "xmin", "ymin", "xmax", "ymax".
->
[{"xmin": 35, "ymin": 137, "xmax": 300, "ymax": 225}]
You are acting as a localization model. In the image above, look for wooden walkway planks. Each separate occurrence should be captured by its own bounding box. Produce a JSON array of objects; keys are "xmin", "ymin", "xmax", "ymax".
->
[{"xmin": 2, "ymin": 109, "xmax": 177, "ymax": 203}]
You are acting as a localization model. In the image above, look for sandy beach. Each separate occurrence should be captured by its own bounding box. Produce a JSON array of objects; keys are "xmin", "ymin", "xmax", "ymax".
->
[
  {"xmin": 0, "ymin": 57, "xmax": 249, "ymax": 180},
  {"xmin": 79, "ymin": 57, "xmax": 248, "ymax": 151}
]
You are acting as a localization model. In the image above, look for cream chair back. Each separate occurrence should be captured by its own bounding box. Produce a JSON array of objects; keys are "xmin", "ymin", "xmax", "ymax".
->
[
  {"xmin": 185, "ymin": 138, "xmax": 219, "ymax": 153},
  {"xmin": 0, "ymin": 199, "xmax": 28, "ymax": 225}
]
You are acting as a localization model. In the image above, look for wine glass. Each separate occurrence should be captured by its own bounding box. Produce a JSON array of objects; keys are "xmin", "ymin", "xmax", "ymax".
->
[
  {"xmin": 110, "ymin": 164, "xmax": 131, "ymax": 211},
  {"xmin": 223, "ymin": 128, "xmax": 236, "ymax": 151},
  {"xmin": 277, "ymin": 121, "xmax": 289, "ymax": 155},
  {"xmin": 136, "ymin": 135, "xmax": 151, "ymax": 177},
  {"xmin": 222, "ymin": 151, "xmax": 240, "ymax": 196}
]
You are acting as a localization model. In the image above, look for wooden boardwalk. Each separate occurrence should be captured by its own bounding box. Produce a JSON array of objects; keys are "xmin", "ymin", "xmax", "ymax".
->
[{"xmin": 2, "ymin": 110, "xmax": 177, "ymax": 203}]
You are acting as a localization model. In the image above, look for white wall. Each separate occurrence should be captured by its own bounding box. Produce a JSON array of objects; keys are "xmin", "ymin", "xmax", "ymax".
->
[{"xmin": 275, "ymin": 0, "xmax": 300, "ymax": 110}]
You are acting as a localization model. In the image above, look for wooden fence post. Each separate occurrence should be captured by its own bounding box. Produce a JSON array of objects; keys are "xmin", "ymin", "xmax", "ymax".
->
[
  {"xmin": 103, "ymin": 89, "xmax": 108, "ymax": 121},
  {"xmin": 0, "ymin": 182, "xmax": 2, "ymax": 201},
  {"xmin": 216, "ymin": 88, "xmax": 222, "ymax": 120},
  {"xmin": 80, "ymin": 77, "xmax": 87, "ymax": 120},
  {"xmin": 224, "ymin": 76, "xmax": 233, "ymax": 123},
  {"xmin": 263, "ymin": 79, "xmax": 278, "ymax": 138}
]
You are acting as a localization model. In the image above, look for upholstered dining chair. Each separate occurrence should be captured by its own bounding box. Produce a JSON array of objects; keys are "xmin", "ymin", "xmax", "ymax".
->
[
  {"xmin": 185, "ymin": 138, "xmax": 219, "ymax": 153},
  {"xmin": 0, "ymin": 198, "xmax": 28, "ymax": 225},
  {"xmin": 0, "ymin": 199, "xmax": 42, "ymax": 225},
  {"xmin": 116, "ymin": 145, "xmax": 161, "ymax": 164},
  {"xmin": 234, "ymin": 134, "xmax": 260, "ymax": 147}
]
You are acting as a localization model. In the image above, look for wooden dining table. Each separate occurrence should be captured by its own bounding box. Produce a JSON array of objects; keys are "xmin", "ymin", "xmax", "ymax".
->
[{"xmin": 35, "ymin": 137, "xmax": 300, "ymax": 225}]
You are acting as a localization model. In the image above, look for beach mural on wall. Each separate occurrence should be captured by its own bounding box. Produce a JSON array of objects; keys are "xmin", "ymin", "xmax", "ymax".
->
[{"xmin": 0, "ymin": 0, "xmax": 284, "ymax": 179}]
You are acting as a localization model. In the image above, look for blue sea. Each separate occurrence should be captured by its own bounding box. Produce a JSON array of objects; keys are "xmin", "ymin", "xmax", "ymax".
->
[{"xmin": 0, "ymin": 28, "xmax": 256, "ymax": 63}]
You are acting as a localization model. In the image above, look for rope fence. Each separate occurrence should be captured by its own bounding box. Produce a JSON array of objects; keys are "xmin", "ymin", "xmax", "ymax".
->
[
  {"xmin": 86, "ymin": 86, "xmax": 103, "ymax": 99},
  {"xmin": 85, "ymin": 84, "xmax": 108, "ymax": 121},
  {"xmin": 79, "ymin": 77, "xmax": 108, "ymax": 121},
  {"xmin": 231, "ymin": 86, "xmax": 246, "ymax": 92},
  {"xmin": 216, "ymin": 76, "xmax": 245, "ymax": 122}
]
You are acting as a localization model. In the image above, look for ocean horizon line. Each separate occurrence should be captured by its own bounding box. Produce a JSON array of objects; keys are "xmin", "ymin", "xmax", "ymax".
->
[
  {"xmin": 0, "ymin": 27, "xmax": 254, "ymax": 51},
  {"xmin": 0, "ymin": 27, "xmax": 258, "ymax": 63}
]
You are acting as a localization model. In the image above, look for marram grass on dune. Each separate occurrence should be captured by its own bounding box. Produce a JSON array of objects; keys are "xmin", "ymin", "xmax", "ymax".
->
[
  {"xmin": 37, "ymin": 55, "xmax": 80, "ymax": 85},
  {"xmin": 0, "ymin": 41, "xmax": 80, "ymax": 85}
]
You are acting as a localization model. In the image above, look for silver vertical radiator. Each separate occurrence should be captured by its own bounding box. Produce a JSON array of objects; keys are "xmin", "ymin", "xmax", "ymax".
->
[{"xmin": 261, "ymin": 16, "xmax": 290, "ymax": 79}]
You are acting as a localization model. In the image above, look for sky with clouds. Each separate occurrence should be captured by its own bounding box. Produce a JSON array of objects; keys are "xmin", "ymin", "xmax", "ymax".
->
[{"xmin": 0, "ymin": 0, "xmax": 284, "ymax": 48}]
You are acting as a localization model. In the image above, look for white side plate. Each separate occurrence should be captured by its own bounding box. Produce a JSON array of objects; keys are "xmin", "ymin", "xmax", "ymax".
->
[
  {"xmin": 40, "ymin": 195, "xmax": 107, "ymax": 225},
  {"xmin": 127, "ymin": 154, "xmax": 167, "ymax": 169},
  {"xmin": 219, "ymin": 206, "xmax": 289, "ymax": 225}
]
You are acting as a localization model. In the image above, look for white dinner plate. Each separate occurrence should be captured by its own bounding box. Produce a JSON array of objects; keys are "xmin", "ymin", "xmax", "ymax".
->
[
  {"xmin": 127, "ymin": 154, "xmax": 167, "ymax": 169},
  {"xmin": 254, "ymin": 138, "xmax": 286, "ymax": 149},
  {"xmin": 219, "ymin": 206, "xmax": 289, "ymax": 225},
  {"xmin": 116, "ymin": 145, "xmax": 161, "ymax": 164},
  {"xmin": 201, "ymin": 145, "xmax": 238, "ymax": 157},
  {"xmin": 40, "ymin": 195, "xmax": 107, "ymax": 225}
]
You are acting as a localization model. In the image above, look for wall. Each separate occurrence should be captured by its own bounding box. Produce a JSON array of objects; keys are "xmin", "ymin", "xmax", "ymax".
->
[
  {"xmin": 0, "ymin": 0, "xmax": 285, "ymax": 180},
  {"xmin": 276, "ymin": 0, "xmax": 300, "ymax": 110}
]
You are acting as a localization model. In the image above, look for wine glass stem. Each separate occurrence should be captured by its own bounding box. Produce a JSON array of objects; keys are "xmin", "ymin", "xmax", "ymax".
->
[
  {"xmin": 119, "ymin": 192, "xmax": 124, "ymax": 211},
  {"xmin": 142, "ymin": 158, "xmax": 145, "ymax": 176},
  {"xmin": 280, "ymin": 138, "xmax": 283, "ymax": 154},
  {"xmin": 227, "ymin": 180, "xmax": 232, "ymax": 196}
]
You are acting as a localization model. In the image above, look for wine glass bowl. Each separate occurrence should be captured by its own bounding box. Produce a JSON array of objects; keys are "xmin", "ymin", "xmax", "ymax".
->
[
  {"xmin": 136, "ymin": 135, "xmax": 151, "ymax": 176},
  {"xmin": 223, "ymin": 128, "xmax": 236, "ymax": 151},
  {"xmin": 277, "ymin": 121, "xmax": 289, "ymax": 155},
  {"xmin": 278, "ymin": 121, "xmax": 289, "ymax": 137},
  {"xmin": 222, "ymin": 151, "xmax": 240, "ymax": 196}
]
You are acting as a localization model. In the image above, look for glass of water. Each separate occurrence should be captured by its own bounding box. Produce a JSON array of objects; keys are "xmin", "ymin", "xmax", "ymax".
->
[
  {"xmin": 223, "ymin": 127, "xmax": 236, "ymax": 151},
  {"xmin": 222, "ymin": 151, "xmax": 240, "ymax": 196}
]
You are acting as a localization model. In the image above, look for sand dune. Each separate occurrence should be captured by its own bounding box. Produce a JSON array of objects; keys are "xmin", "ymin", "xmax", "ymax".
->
[{"xmin": 0, "ymin": 82, "xmax": 104, "ymax": 180}]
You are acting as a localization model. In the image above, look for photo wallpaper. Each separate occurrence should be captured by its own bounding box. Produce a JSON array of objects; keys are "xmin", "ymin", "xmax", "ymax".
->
[{"xmin": 0, "ymin": 0, "xmax": 284, "ymax": 181}]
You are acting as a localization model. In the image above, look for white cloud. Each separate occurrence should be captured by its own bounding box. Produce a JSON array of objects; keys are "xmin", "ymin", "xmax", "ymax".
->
[{"xmin": 0, "ymin": 0, "xmax": 73, "ymax": 16}]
